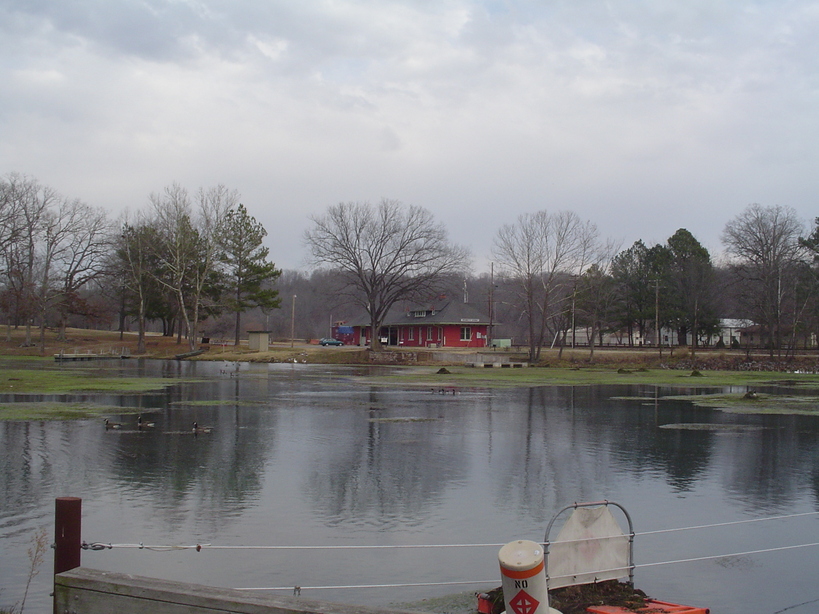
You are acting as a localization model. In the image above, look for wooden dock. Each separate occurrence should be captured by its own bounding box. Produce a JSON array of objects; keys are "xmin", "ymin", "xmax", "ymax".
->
[
  {"xmin": 467, "ymin": 361, "xmax": 528, "ymax": 368},
  {"xmin": 54, "ymin": 348, "xmax": 131, "ymax": 361},
  {"xmin": 174, "ymin": 349, "xmax": 206, "ymax": 360}
]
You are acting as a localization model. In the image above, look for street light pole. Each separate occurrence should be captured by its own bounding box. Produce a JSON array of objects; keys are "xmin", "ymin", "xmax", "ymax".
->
[
  {"xmin": 290, "ymin": 294, "xmax": 297, "ymax": 348},
  {"xmin": 654, "ymin": 280, "xmax": 661, "ymax": 358},
  {"xmin": 488, "ymin": 262, "xmax": 494, "ymax": 348}
]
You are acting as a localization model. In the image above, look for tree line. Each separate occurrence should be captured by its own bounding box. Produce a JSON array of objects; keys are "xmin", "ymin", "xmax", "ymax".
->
[
  {"xmin": 303, "ymin": 199, "xmax": 819, "ymax": 360},
  {"xmin": 490, "ymin": 204, "xmax": 819, "ymax": 361},
  {"xmin": 0, "ymin": 173, "xmax": 281, "ymax": 354},
  {"xmin": 3, "ymin": 172, "xmax": 818, "ymax": 358}
]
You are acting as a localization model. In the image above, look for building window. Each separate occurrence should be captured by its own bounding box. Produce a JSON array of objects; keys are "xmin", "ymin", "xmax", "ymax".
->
[
  {"xmin": 408, "ymin": 327, "xmax": 414, "ymax": 340},
  {"xmin": 427, "ymin": 326, "xmax": 433, "ymax": 341},
  {"xmin": 460, "ymin": 327, "xmax": 471, "ymax": 341}
]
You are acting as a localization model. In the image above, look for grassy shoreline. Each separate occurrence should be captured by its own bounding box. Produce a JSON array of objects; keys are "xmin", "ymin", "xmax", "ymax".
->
[
  {"xmin": 363, "ymin": 364, "xmax": 819, "ymax": 388},
  {"xmin": 4, "ymin": 327, "xmax": 819, "ymax": 420}
]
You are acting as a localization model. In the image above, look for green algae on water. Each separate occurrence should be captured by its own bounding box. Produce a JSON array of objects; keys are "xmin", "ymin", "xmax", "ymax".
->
[
  {"xmin": 0, "ymin": 369, "xmax": 177, "ymax": 394},
  {"xmin": 0, "ymin": 403, "xmax": 140, "ymax": 421},
  {"xmin": 662, "ymin": 392, "xmax": 819, "ymax": 415}
]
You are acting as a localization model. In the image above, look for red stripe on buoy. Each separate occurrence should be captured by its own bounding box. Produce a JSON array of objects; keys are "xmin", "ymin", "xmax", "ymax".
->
[{"xmin": 500, "ymin": 559, "xmax": 544, "ymax": 579}]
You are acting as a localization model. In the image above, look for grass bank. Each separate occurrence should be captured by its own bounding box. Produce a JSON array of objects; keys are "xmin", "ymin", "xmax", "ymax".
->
[
  {"xmin": 366, "ymin": 364, "xmax": 819, "ymax": 389},
  {"xmin": 4, "ymin": 325, "xmax": 819, "ymax": 370},
  {"xmin": 4, "ymin": 327, "xmax": 819, "ymax": 420}
]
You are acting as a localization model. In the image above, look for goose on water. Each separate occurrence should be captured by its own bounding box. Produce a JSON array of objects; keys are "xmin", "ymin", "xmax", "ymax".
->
[
  {"xmin": 137, "ymin": 415, "xmax": 155, "ymax": 429},
  {"xmin": 192, "ymin": 422, "xmax": 213, "ymax": 434}
]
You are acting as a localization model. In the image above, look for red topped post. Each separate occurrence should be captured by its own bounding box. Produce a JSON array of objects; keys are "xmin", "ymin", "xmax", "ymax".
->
[{"xmin": 54, "ymin": 497, "xmax": 82, "ymax": 574}]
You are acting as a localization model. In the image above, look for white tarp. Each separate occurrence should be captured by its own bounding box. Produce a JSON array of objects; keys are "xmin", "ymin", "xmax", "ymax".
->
[{"xmin": 546, "ymin": 505, "xmax": 630, "ymax": 589}]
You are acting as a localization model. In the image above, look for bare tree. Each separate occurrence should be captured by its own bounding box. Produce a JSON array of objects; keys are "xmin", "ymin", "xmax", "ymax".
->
[
  {"xmin": 0, "ymin": 175, "xmax": 22, "ymax": 253},
  {"xmin": 0, "ymin": 174, "xmax": 56, "ymax": 345},
  {"xmin": 115, "ymin": 211, "xmax": 156, "ymax": 354},
  {"xmin": 149, "ymin": 184, "xmax": 198, "ymax": 346},
  {"xmin": 722, "ymin": 204, "xmax": 805, "ymax": 357},
  {"xmin": 50, "ymin": 200, "xmax": 113, "ymax": 341},
  {"xmin": 189, "ymin": 185, "xmax": 237, "ymax": 345},
  {"xmin": 149, "ymin": 184, "xmax": 236, "ymax": 351},
  {"xmin": 0, "ymin": 175, "xmax": 22, "ymax": 340},
  {"xmin": 493, "ymin": 210, "xmax": 598, "ymax": 362},
  {"xmin": 35, "ymin": 203, "xmax": 71, "ymax": 352},
  {"xmin": 304, "ymin": 199, "xmax": 470, "ymax": 350}
]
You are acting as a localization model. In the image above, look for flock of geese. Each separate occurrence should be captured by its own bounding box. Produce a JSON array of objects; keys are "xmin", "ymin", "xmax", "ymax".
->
[{"xmin": 104, "ymin": 417, "xmax": 213, "ymax": 435}]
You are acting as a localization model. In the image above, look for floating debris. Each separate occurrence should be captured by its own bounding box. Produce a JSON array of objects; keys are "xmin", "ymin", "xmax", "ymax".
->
[
  {"xmin": 659, "ymin": 423, "xmax": 766, "ymax": 432},
  {"xmin": 367, "ymin": 417, "xmax": 438, "ymax": 423}
]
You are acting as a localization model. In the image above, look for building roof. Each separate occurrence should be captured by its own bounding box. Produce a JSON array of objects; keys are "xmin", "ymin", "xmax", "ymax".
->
[
  {"xmin": 346, "ymin": 300, "xmax": 491, "ymax": 328},
  {"xmin": 391, "ymin": 300, "xmax": 490, "ymax": 326},
  {"xmin": 719, "ymin": 318, "xmax": 754, "ymax": 329}
]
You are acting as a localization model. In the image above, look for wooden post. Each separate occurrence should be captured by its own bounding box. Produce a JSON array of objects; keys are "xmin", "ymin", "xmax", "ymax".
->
[
  {"xmin": 55, "ymin": 497, "xmax": 82, "ymax": 574},
  {"xmin": 54, "ymin": 496, "xmax": 82, "ymax": 614}
]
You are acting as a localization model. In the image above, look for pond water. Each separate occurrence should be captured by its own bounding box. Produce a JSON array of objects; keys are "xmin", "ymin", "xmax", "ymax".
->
[{"xmin": 2, "ymin": 359, "xmax": 819, "ymax": 614}]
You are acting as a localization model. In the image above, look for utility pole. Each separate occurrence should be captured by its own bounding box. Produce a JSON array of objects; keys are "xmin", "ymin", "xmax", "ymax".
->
[
  {"xmin": 488, "ymin": 262, "xmax": 494, "ymax": 348},
  {"xmin": 290, "ymin": 294, "xmax": 297, "ymax": 348},
  {"xmin": 571, "ymin": 286, "xmax": 577, "ymax": 349},
  {"xmin": 692, "ymin": 297, "xmax": 698, "ymax": 360},
  {"xmin": 655, "ymin": 280, "xmax": 661, "ymax": 358}
]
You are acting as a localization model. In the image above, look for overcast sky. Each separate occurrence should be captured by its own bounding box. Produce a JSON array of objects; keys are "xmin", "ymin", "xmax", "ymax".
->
[{"xmin": 2, "ymin": 0, "xmax": 817, "ymax": 271}]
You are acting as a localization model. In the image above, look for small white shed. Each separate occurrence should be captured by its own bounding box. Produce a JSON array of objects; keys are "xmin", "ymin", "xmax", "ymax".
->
[{"xmin": 247, "ymin": 330, "xmax": 271, "ymax": 352}]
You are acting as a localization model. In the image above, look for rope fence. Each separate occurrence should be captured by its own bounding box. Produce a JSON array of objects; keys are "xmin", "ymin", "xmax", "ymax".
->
[{"xmin": 78, "ymin": 510, "xmax": 819, "ymax": 593}]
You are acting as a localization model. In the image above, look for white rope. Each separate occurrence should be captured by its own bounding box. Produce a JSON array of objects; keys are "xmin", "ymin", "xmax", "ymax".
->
[
  {"xmin": 86, "ymin": 511, "xmax": 819, "ymax": 553},
  {"xmin": 97, "ymin": 542, "xmax": 504, "ymax": 550},
  {"xmin": 634, "ymin": 511, "xmax": 819, "ymax": 537},
  {"xmin": 547, "ymin": 540, "xmax": 819, "ymax": 581},
  {"xmin": 637, "ymin": 541, "xmax": 819, "ymax": 569},
  {"xmin": 209, "ymin": 542, "xmax": 507, "ymax": 550},
  {"xmin": 88, "ymin": 543, "xmax": 210, "ymax": 551},
  {"xmin": 233, "ymin": 541, "xmax": 819, "ymax": 593},
  {"xmin": 237, "ymin": 579, "xmax": 498, "ymax": 591}
]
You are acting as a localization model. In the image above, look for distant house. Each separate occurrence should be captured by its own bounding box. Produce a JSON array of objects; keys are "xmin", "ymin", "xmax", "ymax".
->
[
  {"xmin": 718, "ymin": 319, "xmax": 753, "ymax": 348},
  {"xmin": 338, "ymin": 300, "xmax": 492, "ymax": 348}
]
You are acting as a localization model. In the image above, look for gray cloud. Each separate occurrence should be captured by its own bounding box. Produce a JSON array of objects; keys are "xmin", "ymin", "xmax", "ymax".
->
[{"xmin": 1, "ymin": 0, "xmax": 818, "ymax": 269}]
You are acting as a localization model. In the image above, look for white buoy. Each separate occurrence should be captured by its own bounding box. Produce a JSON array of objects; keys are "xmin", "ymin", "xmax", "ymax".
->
[{"xmin": 498, "ymin": 539, "xmax": 561, "ymax": 614}]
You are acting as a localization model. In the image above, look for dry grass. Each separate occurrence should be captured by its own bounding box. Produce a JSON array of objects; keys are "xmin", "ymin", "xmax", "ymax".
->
[
  {"xmin": 0, "ymin": 327, "xmax": 361, "ymax": 362},
  {"xmin": 1, "ymin": 325, "xmax": 817, "ymax": 370},
  {"xmin": 0, "ymin": 326, "xmax": 181, "ymax": 359}
]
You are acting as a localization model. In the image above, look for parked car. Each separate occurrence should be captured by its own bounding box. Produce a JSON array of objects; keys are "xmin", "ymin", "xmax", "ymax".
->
[{"xmin": 319, "ymin": 338, "xmax": 344, "ymax": 346}]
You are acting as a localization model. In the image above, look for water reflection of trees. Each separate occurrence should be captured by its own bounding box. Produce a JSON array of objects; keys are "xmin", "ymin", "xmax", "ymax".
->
[
  {"xmin": 0, "ymin": 420, "xmax": 117, "ymax": 545},
  {"xmin": 108, "ymin": 375, "xmax": 278, "ymax": 533},
  {"xmin": 6, "ymin": 367, "xmax": 819, "ymax": 552},
  {"xmin": 301, "ymin": 384, "xmax": 819, "ymax": 529},
  {"xmin": 720, "ymin": 414, "xmax": 819, "ymax": 510},
  {"xmin": 489, "ymin": 387, "xmax": 601, "ymax": 524},
  {"xmin": 495, "ymin": 386, "xmax": 713, "ymax": 515},
  {"xmin": 306, "ymin": 388, "xmax": 469, "ymax": 528},
  {"xmin": 624, "ymin": 391, "xmax": 714, "ymax": 492},
  {"xmin": 108, "ymin": 421, "xmax": 271, "ymax": 533}
]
